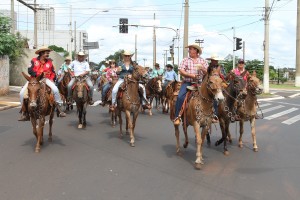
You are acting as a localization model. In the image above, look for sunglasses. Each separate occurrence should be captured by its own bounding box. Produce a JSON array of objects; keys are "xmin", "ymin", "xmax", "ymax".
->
[
  {"xmin": 111, "ymin": 63, "xmax": 116, "ymax": 64},
  {"xmin": 124, "ymin": 55, "xmax": 131, "ymax": 57}
]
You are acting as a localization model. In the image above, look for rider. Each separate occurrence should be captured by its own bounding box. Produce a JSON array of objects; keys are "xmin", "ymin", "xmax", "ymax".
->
[
  {"xmin": 96, "ymin": 61, "xmax": 108, "ymax": 85},
  {"xmin": 162, "ymin": 64, "xmax": 178, "ymax": 92},
  {"xmin": 152, "ymin": 63, "xmax": 164, "ymax": 78},
  {"xmin": 18, "ymin": 46, "xmax": 67, "ymax": 121},
  {"xmin": 100, "ymin": 59, "xmax": 118, "ymax": 106},
  {"xmin": 67, "ymin": 52, "xmax": 94, "ymax": 105},
  {"xmin": 232, "ymin": 59, "xmax": 249, "ymax": 80},
  {"xmin": 57, "ymin": 56, "xmax": 71, "ymax": 85},
  {"xmin": 110, "ymin": 50, "xmax": 151, "ymax": 111},
  {"xmin": 173, "ymin": 43, "xmax": 208, "ymax": 125}
]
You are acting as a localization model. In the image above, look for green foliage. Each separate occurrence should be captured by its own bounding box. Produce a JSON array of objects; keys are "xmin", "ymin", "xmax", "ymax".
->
[
  {"xmin": 0, "ymin": 16, "xmax": 27, "ymax": 63},
  {"xmin": 48, "ymin": 45, "xmax": 69, "ymax": 57}
]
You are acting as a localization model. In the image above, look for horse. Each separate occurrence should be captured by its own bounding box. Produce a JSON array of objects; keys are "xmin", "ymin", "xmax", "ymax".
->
[
  {"xmin": 214, "ymin": 72, "xmax": 247, "ymax": 155},
  {"xmin": 162, "ymin": 81, "xmax": 181, "ymax": 114},
  {"xmin": 173, "ymin": 68, "xmax": 224, "ymax": 170},
  {"xmin": 72, "ymin": 76, "xmax": 89, "ymax": 129},
  {"xmin": 97, "ymin": 74, "xmax": 107, "ymax": 92},
  {"xmin": 236, "ymin": 72, "xmax": 262, "ymax": 152},
  {"xmin": 58, "ymin": 71, "xmax": 73, "ymax": 111},
  {"xmin": 22, "ymin": 72, "xmax": 56, "ymax": 153},
  {"xmin": 144, "ymin": 77, "xmax": 162, "ymax": 115},
  {"xmin": 115, "ymin": 65, "xmax": 147, "ymax": 147},
  {"xmin": 91, "ymin": 71, "xmax": 99, "ymax": 86}
]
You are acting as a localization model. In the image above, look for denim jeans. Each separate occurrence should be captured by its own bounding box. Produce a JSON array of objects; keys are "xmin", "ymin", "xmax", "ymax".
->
[
  {"xmin": 102, "ymin": 82, "xmax": 111, "ymax": 99},
  {"xmin": 175, "ymin": 82, "xmax": 192, "ymax": 118},
  {"xmin": 68, "ymin": 76, "xmax": 94, "ymax": 99}
]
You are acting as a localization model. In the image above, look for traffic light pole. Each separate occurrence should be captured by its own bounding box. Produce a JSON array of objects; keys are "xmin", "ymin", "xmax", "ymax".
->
[{"xmin": 232, "ymin": 27, "xmax": 235, "ymax": 69}]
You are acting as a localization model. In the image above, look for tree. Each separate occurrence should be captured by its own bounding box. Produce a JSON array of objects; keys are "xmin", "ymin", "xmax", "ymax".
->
[
  {"xmin": 0, "ymin": 16, "xmax": 27, "ymax": 63},
  {"xmin": 48, "ymin": 45, "xmax": 69, "ymax": 57}
]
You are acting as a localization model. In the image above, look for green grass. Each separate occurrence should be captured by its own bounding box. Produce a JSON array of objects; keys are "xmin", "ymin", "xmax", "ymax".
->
[{"xmin": 269, "ymin": 84, "xmax": 300, "ymax": 89}]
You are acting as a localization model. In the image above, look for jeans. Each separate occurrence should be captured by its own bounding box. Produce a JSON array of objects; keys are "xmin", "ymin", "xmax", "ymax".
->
[
  {"xmin": 213, "ymin": 100, "xmax": 218, "ymax": 116},
  {"xmin": 68, "ymin": 76, "xmax": 94, "ymax": 99},
  {"xmin": 111, "ymin": 78, "xmax": 148, "ymax": 105},
  {"xmin": 20, "ymin": 79, "xmax": 63, "ymax": 105},
  {"xmin": 162, "ymin": 80, "xmax": 171, "ymax": 91},
  {"xmin": 175, "ymin": 82, "xmax": 192, "ymax": 118},
  {"xmin": 102, "ymin": 82, "xmax": 111, "ymax": 99},
  {"xmin": 57, "ymin": 72, "xmax": 65, "ymax": 83}
]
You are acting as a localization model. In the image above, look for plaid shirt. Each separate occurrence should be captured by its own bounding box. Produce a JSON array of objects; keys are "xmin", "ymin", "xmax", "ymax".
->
[{"xmin": 179, "ymin": 56, "xmax": 208, "ymax": 82}]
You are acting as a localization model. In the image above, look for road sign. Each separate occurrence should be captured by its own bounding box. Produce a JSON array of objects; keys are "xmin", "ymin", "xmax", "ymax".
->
[{"xmin": 83, "ymin": 42, "xmax": 99, "ymax": 50}]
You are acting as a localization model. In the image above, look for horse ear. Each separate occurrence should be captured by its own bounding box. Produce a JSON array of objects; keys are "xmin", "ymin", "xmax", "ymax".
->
[
  {"xmin": 36, "ymin": 73, "xmax": 44, "ymax": 82},
  {"xmin": 252, "ymin": 70, "xmax": 257, "ymax": 77},
  {"xmin": 22, "ymin": 72, "xmax": 31, "ymax": 81}
]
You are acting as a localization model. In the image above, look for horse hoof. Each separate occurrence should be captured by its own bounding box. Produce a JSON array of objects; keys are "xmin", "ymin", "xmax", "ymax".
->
[
  {"xmin": 228, "ymin": 139, "xmax": 233, "ymax": 144},
  {"xmin": 238, "ymin": 144, "xmax": 243, "ymax": 148},
  {"xmin": 253, "ymin": 147, "xmax": 258, "ymax": 152},
  {"xmin": 176, "ymin": 151, "xmax": 183, "ymax": 156},
  {"xmin": 78, "ymin": 124, "xmax": 83, "ymax": 129},
  {"xmin": 130, "ymin": 143, "xmax": 135, "ymax": 147},
  {"xmin": 194, "ymin": 163, "xmax": 202, "ymax": 170},
  {"xmin": 215, "ymin": 141, "xmax": 219, "ymax": 146},
  {"xmin": 48, "ymin": 138, "xmax": 52, "ymax": 142},
  {"xmin": 183, "ymin": 142, "xmax": 189, "ymax": 148},
  {"xmin": 224, "ymin": 151, "xmax": 230, "ymax": 156},
  {"xmin": 149, "ymin": 113, "xmax": 152, "ymax": 116},
  {"xmin": 35, "ymin": 148, "xmax": 40, "ymax": 153}
]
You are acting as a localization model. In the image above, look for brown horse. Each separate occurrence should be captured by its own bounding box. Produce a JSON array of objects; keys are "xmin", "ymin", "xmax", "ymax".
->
[
  {"xmin": 73, "ymin": 76, "xmax": 89, "ymax": 129},
  {"xmin": 97, "ymin": 74, "xmax": 107, "ymax": 92},
  {"xmin": 162, "ymin": 81, "xmax": 181, "ymax": 114},
  {"xmin": 173, "ymin": 68, "xmax": 224, "ymax": 170},
  {"xmin": 144, "ymin": 77, "xmax": 162, "ymax": 115},
  {"xmin": 58, "ymin": 71, "xmax": 73, "ymax": 111},
  {"xmin": 22, "ymin": 72, "xmax": 56, "ymax": 153},
  {"xmin": 215, "ymin": 72, "xmax": 247, "ymax": 155},
  {"xmin": 115, "ymin": 65, "xmax": 147, "ymax": 147},
  {"xmin": 91, "ymin": 71, "xmax": 99, "ymax": 86},
  {"xmin": 236, "ymin": 72, "xmax": 262, "ymax": 152}
]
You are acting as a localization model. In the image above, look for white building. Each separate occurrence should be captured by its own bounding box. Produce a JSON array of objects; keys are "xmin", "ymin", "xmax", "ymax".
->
[{"xmin": 37, "ymin": 7, "xmax": 55, "ymax": 31}]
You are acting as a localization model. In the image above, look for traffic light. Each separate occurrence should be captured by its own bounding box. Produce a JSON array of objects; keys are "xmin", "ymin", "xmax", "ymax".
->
[
  {"xmin": 169, "ymin": 45, "xmax": 174, "ymax": 54},
  {"xmin": 235, "ymin": 37, "xmax": 242, "ymax": 51},
  {"xmin": 119, "ymin": 18, "xmax": 128, "ymax": 33}
]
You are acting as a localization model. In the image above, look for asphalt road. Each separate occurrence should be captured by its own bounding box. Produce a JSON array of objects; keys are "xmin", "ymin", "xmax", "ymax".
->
[{"xmin": 0, "ymin": 92, "xmax": 300, "ymax": 200}]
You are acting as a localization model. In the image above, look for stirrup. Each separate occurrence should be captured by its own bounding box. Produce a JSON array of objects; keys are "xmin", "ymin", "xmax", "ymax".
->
[{"xmin": 173, "ymin": 117, "xmax": 181, "ymax": 125}]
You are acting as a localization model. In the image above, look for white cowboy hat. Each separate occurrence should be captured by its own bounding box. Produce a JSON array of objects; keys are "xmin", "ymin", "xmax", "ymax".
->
[
  {"xmin": 35, "ymin": 46, "xmax": 52, "ymax": 54},
  {"xmin": 122, "ymin": 50, "xmax": 134, "ymax": 56},
  {"xmin": 105, "ymin": 60, "xmax": 109, "ymax": 64},
  {"xmin": 65, "ymin": 56, "xmax": 72, "ymax": 61},
  {"xmin": 206, "ymin": 53, "xmax": 223, "ymax": 61},
  {"xmin": 185, "ymin": 43, "xmax": 202, "ymax": 54},
  {"xmin": 77, "ymin": 52, "xmax": 86, "ymax": 56}
]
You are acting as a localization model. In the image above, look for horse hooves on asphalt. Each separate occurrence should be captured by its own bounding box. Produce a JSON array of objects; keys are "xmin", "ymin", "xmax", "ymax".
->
[
  {"xmin": 130, "ymin": 143, "xmax": 135, "ymax": 147},
  {"xmin": 183, "ymin": 142, "xmax": 189, "ymax": 148},
  {"xmin": 35, "ymin": 148, "xmax": 40, "ymax": 153},
  {"xmin": 194, "ymin": 163, "xmax": 202, "ymax": 170},
  {"xmin": 78, "ymin": 124, "xmax": 83, "ymax": 129},
  {"xmin": 224, "ymin": 151, "xmax": 230, "ymax": 156},
  {"xmin": 253, "ymin": 148, "xmax": 258, "ymax": 152},
  {"xmin": 238, "ymin": 144, "xmax": 243, "ymax": 148}
]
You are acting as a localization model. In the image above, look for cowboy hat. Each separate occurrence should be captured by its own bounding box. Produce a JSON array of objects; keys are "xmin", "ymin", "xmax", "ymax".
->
[
  {"xmin": 35, "ymin": 46, "xmax": 52, "ymax": 54},
  {"xmin": 166, "ymin": 64, "xmax": 173, "ymax": 68},
  {"xmin": 77, "ymin": 52, "xmax": 86, "ymax": 56},
  {"xmin": 122, "ymin": 50, "xmax": 134, "ymax": 56},
  {"xmin": 105, "ymin": 60, "xmax": 109, "ymax": 64},
  {"xmin": 206, "ymin": 53, "xmax": 223, "ymax": 61},
  {"xmin": 185, "ymin": 43, "xmax": 202, "ymax": 54},
  {"xmin": 65, "ymin": 56, "xmax": 72, "ymax": 61}
]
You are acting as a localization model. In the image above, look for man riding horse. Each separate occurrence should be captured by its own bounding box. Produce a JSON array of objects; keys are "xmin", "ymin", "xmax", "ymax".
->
[
  {"xmin": 173, "ymin": 43, "xmax": 208, "ymax": 125},
  {"xmin": 110, "ymin": 50, "xmax": 151, "ymax": 111},
  {"xmin": 18, "ymin": 46, "xmax": 67, "ymax": 121},
  {"xmin": 56, "ymin": 56, "xmax": 72, "ymax": 85},
  {"xmin": 67, "ymin": 52, "xmax": 94, "ymax": 105},
  {"xmin": 162, "ymin": 64, "xmax": 178, "ymax": 92}
]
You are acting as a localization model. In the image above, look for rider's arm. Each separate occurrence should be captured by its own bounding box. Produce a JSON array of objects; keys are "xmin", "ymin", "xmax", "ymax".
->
[{"xmin": 28, "ymin": 60, "xmax": 37, "ymax": 77}]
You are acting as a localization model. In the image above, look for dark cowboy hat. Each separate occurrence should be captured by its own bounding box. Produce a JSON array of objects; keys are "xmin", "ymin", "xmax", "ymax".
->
[{"xmin": 166, "ymin": 64, "xmax": 173, "ymax": 68}]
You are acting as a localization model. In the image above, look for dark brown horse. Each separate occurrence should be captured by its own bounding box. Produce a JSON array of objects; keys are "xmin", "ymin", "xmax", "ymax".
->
[
  {"xmin": 236, "ymin": 72, "xmax": 262, "ymax": 152},
  {"xmin": 22, "ymin": 72, "xmax": 56, "ymax": 153},
  {"xmin": 173, "ymin": 68, "xmax": 224, "ymax": 170},
  {"xmin": 144, "ymin": 77, "xmax": 162, "ymax": 115},
  {"xmin": 215, "ymin": 72, "xmax": 247, "ymax": 155},
  {"xmin": 73, "ymin": 76, "xmax": 89, "ymax": 129},
  {"xmin": 115, "ymin": 65, "xmax": 147, "ymax": 147},
  {"xmin": 162, "ymin": 81, "xmax": 181, "ymax": 114},
  {"xmin": 58, "ymin": 71, "xmax": 73, "ymax": 111}
]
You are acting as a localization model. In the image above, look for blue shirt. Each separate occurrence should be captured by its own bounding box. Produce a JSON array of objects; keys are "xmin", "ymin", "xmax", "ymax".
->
[
  {"xmin": 164, "ymin": 70, "xmax": 178, "ymax": 81},
  {"xmin": 118, "ymin": 62, "xmax": 134, "ymax": 79},
  {"xmin": 152, "ymin": 68, "xmax": 164, "ymax": 78}
]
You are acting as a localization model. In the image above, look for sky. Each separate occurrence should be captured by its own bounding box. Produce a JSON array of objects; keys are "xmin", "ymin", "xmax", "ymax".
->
[{"xmin": 1, "ymin": 0, "xmax": 297, "ymax": 68}]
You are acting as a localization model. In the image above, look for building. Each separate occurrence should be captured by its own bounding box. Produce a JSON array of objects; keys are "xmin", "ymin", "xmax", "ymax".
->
[{"xmin": 37, "ymin": 7, "xmax": 55, "ymax": 31}]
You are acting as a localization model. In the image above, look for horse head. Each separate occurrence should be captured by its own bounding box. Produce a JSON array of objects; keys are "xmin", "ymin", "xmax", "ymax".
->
[
  {"xmin": 232, "ymin": 72, "xmax": 248, "ymax": 99},
  {"xmin": 206, "ymin": 68, "xmax": 224, "ymax": 102},
  {"xmin": 22, "ymin": 72, "xmax": 43, "ymax": 108},
  {"xmin": 132, "ymin": 65, "xmax": 147, "ymax": 81},
  {"xmin": 75, "ymin": 76, "xmax": 88, "ymax": 99},
  {"xmin": 247, "ymin": 72, "xmax": 263, "ymax": 95}
]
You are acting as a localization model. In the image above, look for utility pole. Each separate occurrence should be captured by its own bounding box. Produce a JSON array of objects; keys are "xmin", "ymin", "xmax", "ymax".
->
[
  {"xmin": 153, "ymin": 13, "xmax": 156, "ymax": 67},
  {"xmin": 135, "ymin": 34, "xmax": 137, "ymax": 62},
  {"xmin": 296, "ymin": 0, "xmax": 300, "ymax": 87},
  {"xmin": 195, "ymin": 39, "xmax": 204, "ymax": 47},
  {"xmin": 164, "ymin": 50, "xmax": 168, "ymax": 65},
  {"xmin": 69, "ymin": 5, "xmax": 72, "ymax": 58},
  {"xmin": 74, "ymin": 21, "xmax": 77, "ymax": 54},
  {"xmin": 34, "ymin": 0, "xmax": 37, "ymax": 49},
  {"xmin": 10, "ymin": 0, "xmax": 15, "ymax": 34},
  {"xmin": 243, "ymin": 41, "xmax": 245, "ymax": 61},
  {"xmin": 232, "ymin": 26, "xmax": 235, "ymax": 69},
  {"xmin": 162, "ymin": 53, "xmax": 166, "ymax": 66},
  {"xmin": 143, "ymin": 58, "xmax": 147, "ymax": 66},
  {"xmin": 183, "ymin": 0, "xmax": 189, "ymax": 58},
  {"xmin": 263, "ymin": 0, "xmax": 270, "ymax": 93}
]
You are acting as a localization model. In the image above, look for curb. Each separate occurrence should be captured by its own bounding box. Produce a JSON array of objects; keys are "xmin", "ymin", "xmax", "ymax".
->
[{"xmin": 0, "ymin": 104, "xmax": 20, "ymax": 111}]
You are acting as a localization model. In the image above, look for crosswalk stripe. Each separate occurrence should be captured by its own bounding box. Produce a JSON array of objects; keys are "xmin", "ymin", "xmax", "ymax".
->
[
  {"xmin": 264, "ymin": 108, "xmax": 299, "ymax": 120},
  {"xmin": 282, "ymin": 114, "xmax": 300, "ymax": 125},
  {"xmin": 259, "ymin": 103, "xmax": 272, "ymax": 108},
  {"xmin": 90, "ymin": 100, "xmax": 102, "ymax": 107},
  {"xmin": 261, "ymin": 105, "xmax": 285, "ymax": 113}
]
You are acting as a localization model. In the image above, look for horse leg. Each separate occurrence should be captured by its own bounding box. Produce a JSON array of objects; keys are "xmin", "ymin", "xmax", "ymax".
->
[
  {"xmin": 35, "ymin": 118, "xmax": 44, "ymax": 153},
  {"xmin": 39, "ymin": 117, "xmax": 45, "ymax": 146},
  {"xmin": 83, "ymin": 104, "xmax": 87, "ymax": 128},
  {"xmin": 149, "ymin": 97, "xmax": 153, "ymax": 116},
  {"xmin": 223, "ymin": 120, "xmax": 230, "ymax": 155},
  {"xmin": 250, "ymin": 117, "xmax": 258, "ymax": 152},
  {"xmin": 238, "ymin": 120, "xmax": 244, "ymax": 148},
  {"xmin": 182, "ymin": 124, "xmax": 189, "ymax": 149},
  {"xmin": 78, "ymin": 106, "xmax": 83, "ymax": 129},
  {"xmin": 131, "ymin": 111, "xmax": 139, "ymax": 146},
  {"xmin": 31, "ymin": 117, "xmax": 38, "ymax": 139},
  {"xmin": 174, "ymin": 124, "xmax": 181, "ymax": 155},
  {"xmin": 111, "ymin": 110, "xmax": 116, "ymax": 127},
  {"xmin": 48, "ymin": 108, "xmax": 54, "ymax": 142},
  {"xmin": 193, "ymin": 122, "xmax": 203, "ymax": 170},
  {"xmin": 125, "ymin": 111, "xmax": 134, "ymax": 147},
  {"xmin": 118, "ymin": 111, "xmax": 123, "ymax": 138},
  {"xmin": 200, "ymin": 127, "xmax": 208, "ymax": 162}
]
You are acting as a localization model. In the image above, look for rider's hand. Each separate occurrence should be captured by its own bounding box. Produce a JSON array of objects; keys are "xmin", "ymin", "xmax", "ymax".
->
[
  {"xmin": 128, "ymin": 74, "xmax": 132, "ymax": 79},
  {"xmin": 194, "ymin": 64, "xmax": 203, "ymax": 70}
]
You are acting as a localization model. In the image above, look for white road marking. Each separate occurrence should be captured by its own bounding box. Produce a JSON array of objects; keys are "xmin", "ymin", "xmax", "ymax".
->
[
  {"xmin": 264, "ymin": 108, "xmax": 299, "ymax": 120},
  {"xmin": 282, "ymin": 114, "xmax": 300, "ymax": 125},
  {"xmin": 258, "ymin": 103, "xmax": 272, "ymax": 108},
  {"xmin": 288, "ymin": 93, "xmax": 300, "ymax": 98},
  {"xmin": 272, "ymin": 101, "xmax": 300, "ymax": 107},
  {"xmin": 258, "ymin": 96, "xmax": 285, "ymax": 102},
  {"xmin": 261, "ymin": 105, "xmax": 285, "ymax": 113},
  {"xmin": 90, "ymin": 100, "xmax": 102, "ymax": 106}
]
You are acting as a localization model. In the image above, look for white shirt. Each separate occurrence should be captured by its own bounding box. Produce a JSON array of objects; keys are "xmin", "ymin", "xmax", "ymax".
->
[{"xmin": 69, "ymin": 60, "xmax": 91, "ymax": 76}]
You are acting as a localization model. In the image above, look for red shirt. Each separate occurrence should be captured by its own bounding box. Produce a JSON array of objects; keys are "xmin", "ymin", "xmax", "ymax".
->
[{"xmin": 28, "ymin": 57, "xmax": 56, "ymax": 81}]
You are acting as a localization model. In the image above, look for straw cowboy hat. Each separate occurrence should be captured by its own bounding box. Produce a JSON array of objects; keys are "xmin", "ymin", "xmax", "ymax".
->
[
  {"xmin": 35, "ymin": 46, "xmax": 52, "ymax": 54},
  {"xmin": 206, "ymin": 53, "xmax": 223, "ymax": 61},
  {"xmin": 77, "ymin": 52, "xmax": 86, "ymax": 56},
  {"xmin": 122, "ymin": 50, "xmax": 134, "ymax": 56},
  {"xmin": 185, "ymin": 43, "xmax": 202, "ymax": 54},
  {"xmin": 65, "ymin": 56, "xmax": 72, "ymax": 61}
]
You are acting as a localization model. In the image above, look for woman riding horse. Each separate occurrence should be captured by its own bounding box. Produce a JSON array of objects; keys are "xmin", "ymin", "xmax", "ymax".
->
[{"xmin": 100, "ymin": 60, "xmax": 118, "ymax": 106}]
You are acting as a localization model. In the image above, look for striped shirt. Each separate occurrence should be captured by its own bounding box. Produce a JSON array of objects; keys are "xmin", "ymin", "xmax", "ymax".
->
[{"xmin": 179, "ymin": 56, "xmax": 208, "ymax": 82}]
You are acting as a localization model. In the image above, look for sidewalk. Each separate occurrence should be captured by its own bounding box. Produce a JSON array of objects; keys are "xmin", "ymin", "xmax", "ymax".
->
[{"xmin": 0, "ymin": 86, "xmax": 21, "ymax": 111}]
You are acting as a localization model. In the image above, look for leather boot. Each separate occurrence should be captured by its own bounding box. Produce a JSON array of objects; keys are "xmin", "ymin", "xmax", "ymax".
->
[
  {"xmin": 142, "ymin": 104, "xmax": 151, "ymax": 110},
  {"xmin": 18, "ymin": 112, "xmax": 30, "ymax": 121},
  {"xmin": 56, "ymin": 104, "xmax": 66, "ymax": 117}
]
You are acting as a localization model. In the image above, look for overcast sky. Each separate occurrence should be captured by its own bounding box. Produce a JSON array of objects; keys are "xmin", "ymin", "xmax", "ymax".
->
[{"xmin": 1, "ymin": 0, "xmax": 297, "ymax": 68}]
